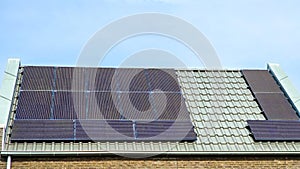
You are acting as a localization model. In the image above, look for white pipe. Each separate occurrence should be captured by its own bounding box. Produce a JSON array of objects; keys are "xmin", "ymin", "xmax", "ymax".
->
[{"xmin": 6, "ymin": 156, "xmax": 11, "ymax": 169}]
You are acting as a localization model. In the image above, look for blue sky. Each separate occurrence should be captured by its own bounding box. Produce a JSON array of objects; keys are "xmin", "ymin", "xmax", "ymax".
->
[{"xmin": 1, "ymin": 0, "xmax": 300, "ymax": 90}]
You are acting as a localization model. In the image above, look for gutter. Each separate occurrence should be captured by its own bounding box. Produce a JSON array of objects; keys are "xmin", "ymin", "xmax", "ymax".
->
[
  {"xmin": 1, "ymin": 127, "xmax": 5, "ymax": 151},
  {"xmin": 2, "ymin": 151, "xmax": 300, "ymax": 157}
]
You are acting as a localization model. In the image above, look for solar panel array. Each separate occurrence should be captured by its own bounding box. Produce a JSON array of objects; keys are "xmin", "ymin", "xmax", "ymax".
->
[
  {"xmin": 12, "ymin": 66, "xmax": 196, "ymax": 142},
  {"xmin": 247, "ymin": 120, "xmax": 300, "ymax": 141},
  {"xmin": 242, "ymin": 70, "xmax": 299, "ymax": 120}
]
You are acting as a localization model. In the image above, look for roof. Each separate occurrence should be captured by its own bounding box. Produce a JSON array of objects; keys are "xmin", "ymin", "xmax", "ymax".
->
[{"xmin": 1, "ymin": 59, "xmax": 300, "ymax": 156}]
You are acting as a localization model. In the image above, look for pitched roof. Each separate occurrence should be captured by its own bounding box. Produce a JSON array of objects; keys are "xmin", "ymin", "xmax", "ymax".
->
[{"xmin": 1, "ymin": 59, "xmax": 300, "ymax": 156}]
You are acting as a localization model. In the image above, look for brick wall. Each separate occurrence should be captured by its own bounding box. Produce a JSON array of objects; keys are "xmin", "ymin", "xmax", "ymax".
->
[{"xmin": 0, "ymin": 156, "xmax": 298, "ymax": 169}]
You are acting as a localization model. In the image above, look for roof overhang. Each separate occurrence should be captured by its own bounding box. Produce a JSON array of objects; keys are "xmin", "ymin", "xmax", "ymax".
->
[{"xmin": 0, "ymin": 58, "xmax": 20, "ymax": 126}]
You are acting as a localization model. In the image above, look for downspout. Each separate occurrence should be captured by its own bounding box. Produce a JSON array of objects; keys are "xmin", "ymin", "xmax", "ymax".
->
[
  {"xmin": 6, "ymin": 156, "xmax": 11, "ymax": 169},
  {"xmin": 1, "ymin": 126, "xmax": 5, "ymax": 165},
  {"xmin": 1, "ymin": 126, "xmax": 5, "ymax": 151}
]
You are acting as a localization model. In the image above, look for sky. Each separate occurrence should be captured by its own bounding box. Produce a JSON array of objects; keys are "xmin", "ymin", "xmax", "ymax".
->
[{"xmin": 0, "ymin": 0, "xmax": 300, "ymax": 90}]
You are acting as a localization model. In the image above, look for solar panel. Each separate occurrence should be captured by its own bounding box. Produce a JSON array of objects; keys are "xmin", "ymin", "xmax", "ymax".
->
[
  {"xmin": 87, "ymin": 92, "xmax": 120, "ymax": 119},
  {"xmin": 146, "ymin": 69, "xmax": 181, "ymax": 92},
  {"xmin": 53, "ymin": 91, "xmax": 86, "ymax": 119},
  {"xmin": 11, "ymin": 120, "xmax": 74, "ymax": 141},
  {"xmin": 15, "ymin": 91, "xmax": 52, "ymax": 119},
  {"xmin": 242, "ymin": 70, "xmax": 282, "ymax": 93},
  {"xmin": 115, "ymin": 68, "xmax": 149, "ymax": 91},
  {"xmin": 151, "ymin": 93, "xmax": 190, "ymax": 120},
  {"xmin": 88, "ymin": 68, "xmax": 116, "ymax": 91},
  {"xmin": 118, "ymin": 92, "xmax": 190, "ymax": 121},
  {"xmin": 247, "ymin": 120, "xmax": 300, "ymax": 141},
  {"xmin": 118, "ymin": 92, "xmax": 153, "ymax": 120},
  {"xmin": 21, "ymin": 66, "xmax": 54, "ymax": 90},
  {"xmin": 255, "ymin": 93, "xmax": 299, "ymax": 120},
  {"xmin": 55, "ymin": 67, "xmax": 85, "ymax": 91},
  {"xmin": 75, "ymin": 120, "xmax": 134, "ymax": 141},
  {"xmin": 135, "ymin": 120, "xmax": 197, "ymax": 141}
]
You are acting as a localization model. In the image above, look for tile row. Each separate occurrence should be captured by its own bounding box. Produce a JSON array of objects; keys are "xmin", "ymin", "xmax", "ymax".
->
[
  {"xmin": 177, "ymin": 70, "xmax": 242, "ymax": 78},
  {"xmin": 186, "ymin": 100, "xmax": 259, "ymax": 109}
]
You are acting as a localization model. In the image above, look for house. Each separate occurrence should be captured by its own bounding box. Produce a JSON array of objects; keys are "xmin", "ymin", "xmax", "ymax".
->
[{"xmin": 1, "ymin": 58, "xmax": 300, "ymax": 169}]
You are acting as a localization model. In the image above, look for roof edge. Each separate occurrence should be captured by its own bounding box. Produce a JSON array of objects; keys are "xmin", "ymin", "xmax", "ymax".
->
[
  {"xmin": 267, "ymin": 63, "xmax": 300, "ymax": 117},
  {"xmin": 0, "ymin": 58, "xmax": 20, "ymax": 125}
]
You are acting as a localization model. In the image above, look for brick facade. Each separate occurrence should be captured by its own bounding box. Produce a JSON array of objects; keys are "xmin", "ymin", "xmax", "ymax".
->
[{"xmin": 0, "ymin": 156, "xmax": 299, "ymax": 169}]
